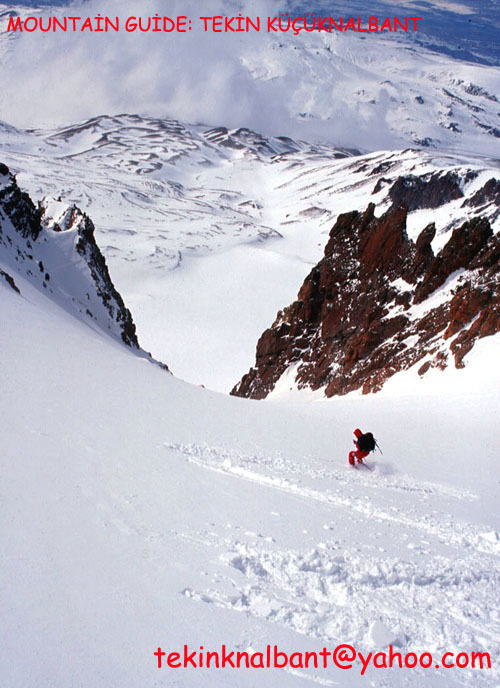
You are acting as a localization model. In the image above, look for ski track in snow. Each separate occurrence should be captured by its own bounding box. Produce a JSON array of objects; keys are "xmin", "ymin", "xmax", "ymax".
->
[
  {"xmin": 162, "ymin": 442, "xmax": 500, "ymax": 686},
  {"xmin": 164, "ymin": 443, "xmax": 495, "ymax": 554}
]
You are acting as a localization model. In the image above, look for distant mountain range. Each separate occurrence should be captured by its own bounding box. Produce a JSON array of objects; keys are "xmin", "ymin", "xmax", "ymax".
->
[{"xmin": 1, "ymin": 1, "xmax": 499, "ymax": 150}]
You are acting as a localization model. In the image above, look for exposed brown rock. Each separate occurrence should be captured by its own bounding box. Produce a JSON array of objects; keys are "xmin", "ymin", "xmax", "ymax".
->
[
  {"xmin": 232, "ymin": 204, "xmax": 500, "ymax": 399},
  {"xmin": 404, "ymin": 223, "xmax": 436, "ymax": 282},
  {"xmin": 413, "ymin": 217, "xmax": 492, "ymax": 304},
  {"xmin": 418, "ymin": 361, "xmax": 431, "ymax": 376}
]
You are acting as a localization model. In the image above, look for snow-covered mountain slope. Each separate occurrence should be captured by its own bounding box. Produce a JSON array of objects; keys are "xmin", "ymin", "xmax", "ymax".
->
[
  {"xmin": 0, "ymin": 163, "xmax": 143, "ymax": 349},
  {"xmin": 1, "ymin": 115, "xmax": 499, "ymax": 391},
  {"xmin": 1, "ymin": 252, "xmax": 499, "ymax": 688},
  {"xmin": 1, "ymin": 2, "xmax": 499, "ymax": 685}
]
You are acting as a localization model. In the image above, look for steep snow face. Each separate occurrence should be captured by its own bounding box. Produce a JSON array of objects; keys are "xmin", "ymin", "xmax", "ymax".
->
[
  {"xmin": 1, "ymin": 118, "xmax": 499, "ymax": 391},
  {"xmin": 1, "ymin": 258, "xmax": 499, "ymax": 688},
  {"xmin": 1, "ymin": 1, "xmax": 500, "ymax": 154},
  {"xmin": 0, "ymin": 165, "xmax": 140, "ymax": 348}
]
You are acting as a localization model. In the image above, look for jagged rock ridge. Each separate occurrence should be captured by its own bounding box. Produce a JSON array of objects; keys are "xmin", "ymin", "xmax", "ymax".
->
[
  {"xmin": 0, "ymin": 163, "xmax": 139, "ymax": 348},
  {"xmin": 387, "ymin": 171, "xmax": 469, "ymax": 210},
  {"xmin": 232, "ymin": 203, "xmax": 499, "ymax": 398}
]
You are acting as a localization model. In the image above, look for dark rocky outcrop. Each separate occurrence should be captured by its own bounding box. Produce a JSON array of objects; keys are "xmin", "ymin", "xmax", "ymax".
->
[
  {"xmin": 0, "ymin": 164, "xmax": 139, "ymax": 349},
  {"xmin": 74, "ymin": 211, "xmax": 139, "ymax": 347},
  {"xmin": 413, "ymin": 217, "xmax": 492, "ymax": 303},
  {"xmin": 463, "ymin": 178, "xmax": 500, "ymax": 213},
  {"xmin": 404, "ymin": 223, "xmax": 436, "ymax": 282},
  {"xmin": 232, "ymin": 204, "xmax": 499, "ymax": 399},
  {"xmin": 0, "ymin": 268, "xmax": 20, "ymax": 294},
  {"xmin": 0, "ymin": 162, "xmax": 41, "ymax": 240},
  {"xmin": 388, "ymin": 171, "xmax": 473, "ymax": 210}
]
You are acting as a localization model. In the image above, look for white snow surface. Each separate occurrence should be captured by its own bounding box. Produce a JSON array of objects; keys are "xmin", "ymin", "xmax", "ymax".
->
[
  {"xmin": 1, "ymin": 116, "xmax": 499, "ymax": 391},
  {"xmin": 1, "ymin": 251, "xmax": 499, "ymax": 688},
  {"xmin": 1, "ymin": 1, "xmax": 499, "ymax": 684}
]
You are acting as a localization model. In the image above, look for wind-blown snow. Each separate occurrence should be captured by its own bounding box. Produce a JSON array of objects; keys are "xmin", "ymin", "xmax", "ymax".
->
[{"xmin": 1, "ymin": 0, "xmax": 500, "ymax": 153}]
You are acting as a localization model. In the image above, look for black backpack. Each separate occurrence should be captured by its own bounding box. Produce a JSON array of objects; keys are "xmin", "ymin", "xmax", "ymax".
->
[{"xmin": 357, "ymin": 432, "xmax": 376, "ymax": 452}]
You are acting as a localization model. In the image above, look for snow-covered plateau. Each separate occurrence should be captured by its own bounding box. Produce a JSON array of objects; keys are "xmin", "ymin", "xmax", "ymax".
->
[{"xmin": 1, "ymin": 1, "xmax": 499, "ymax": 686}]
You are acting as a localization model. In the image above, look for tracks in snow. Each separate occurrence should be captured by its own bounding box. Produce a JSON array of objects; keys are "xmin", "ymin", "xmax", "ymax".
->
[
  {"xmin": 163, "ymin": 442, "xmax": 500, "ymax": 686},
  {"xmin": 164, "ymin": 442, "xmax": 496, "ymax": 556}
]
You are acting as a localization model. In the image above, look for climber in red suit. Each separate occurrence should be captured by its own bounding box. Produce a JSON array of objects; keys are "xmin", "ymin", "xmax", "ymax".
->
[{"xmin": 348, "ymin": 428, "xmax": 370, "ymax": 466}]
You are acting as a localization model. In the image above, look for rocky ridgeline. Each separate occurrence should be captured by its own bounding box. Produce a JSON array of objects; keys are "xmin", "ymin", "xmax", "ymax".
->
[
  {"xmin": 232, "ymin": 185, "xmax": 500, "ymax": 398},
  {"xmin": 383, "ymin": 169, "xmax": 500, "ymax": 223},
  {"xmin": 0, "ymin": 163, "xmax": 139, "ymax": 348}
]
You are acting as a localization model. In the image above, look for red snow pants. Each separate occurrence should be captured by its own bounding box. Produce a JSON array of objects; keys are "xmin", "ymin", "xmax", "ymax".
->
[
  {"xmin": 349, "ymin": 428, "xmax": 370, "ymax": 465},
  {"xmin": 349, "ymin": 448, "xmax": 370, "ymax": 466}
]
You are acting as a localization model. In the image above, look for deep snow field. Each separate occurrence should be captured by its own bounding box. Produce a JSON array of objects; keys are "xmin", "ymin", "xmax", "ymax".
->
[{"xmin": 1, "ymin": 244, "xmax": 499, "ymax": 688}]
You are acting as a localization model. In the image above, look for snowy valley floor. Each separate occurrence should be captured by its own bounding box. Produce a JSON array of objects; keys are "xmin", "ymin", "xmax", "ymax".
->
[{"xmin": 1, "ymin": 271, "xmax": 499, "ymax": 688}]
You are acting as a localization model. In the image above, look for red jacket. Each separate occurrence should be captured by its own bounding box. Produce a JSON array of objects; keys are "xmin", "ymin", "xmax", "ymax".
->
[{"xmin": 353, "ymin": 429, "xmax": 369, "ymax": 458}]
